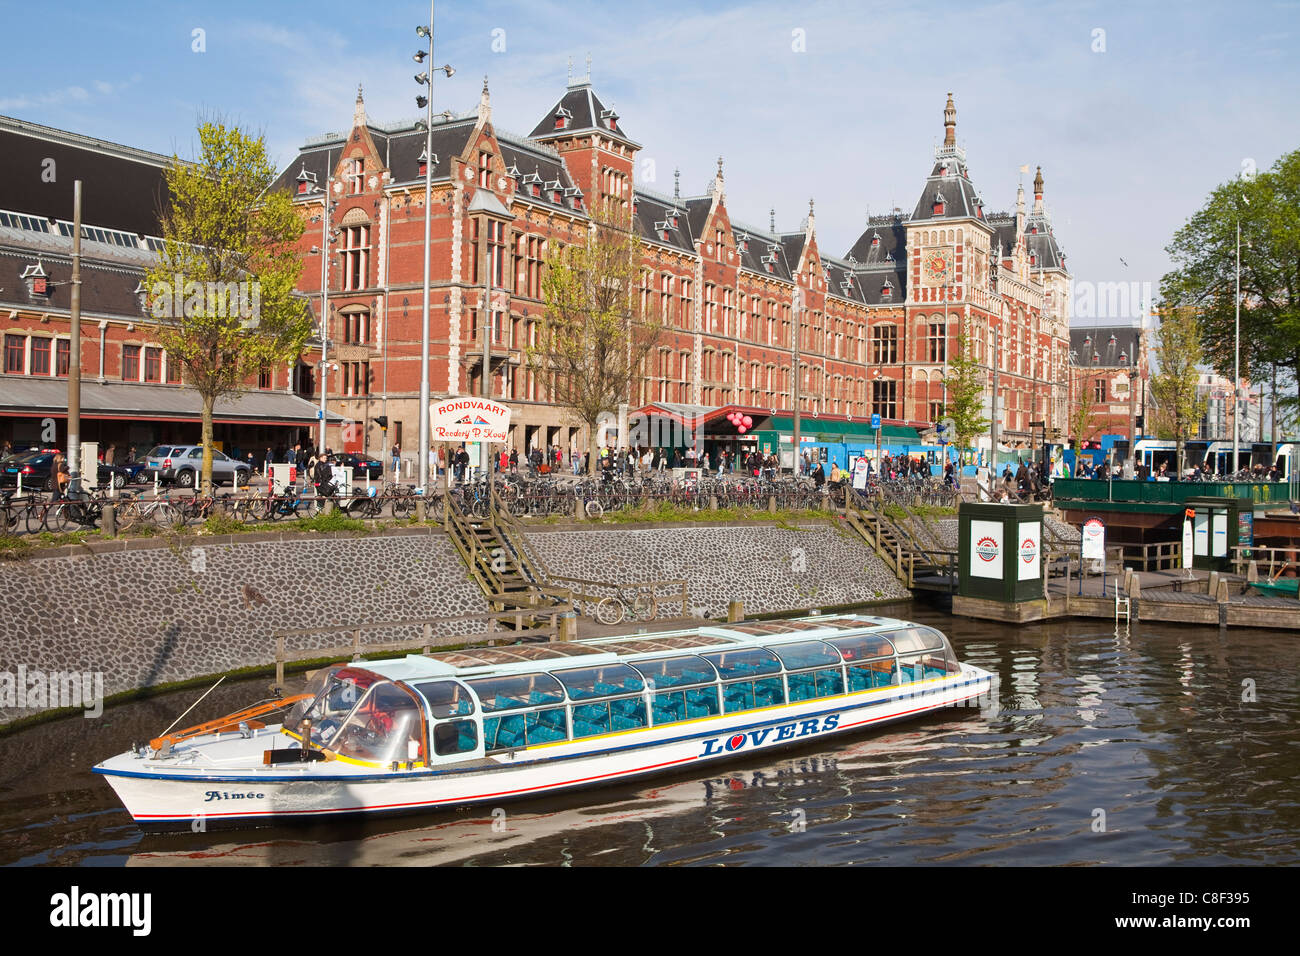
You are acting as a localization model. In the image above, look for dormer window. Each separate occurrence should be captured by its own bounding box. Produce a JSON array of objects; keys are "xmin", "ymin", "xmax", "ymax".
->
[
  {"xmin": 295, "ymin": 166, "xmax": 318, "ymax": 195},
  {"xmin": 932, "ymin": 191, "xmax": 946, "ymax": 216},
  {"xmin": 600, "ymin": 107, "xmax": 619, "ymax": 131},
  {"xmin": 871, "ymin": 233, "xmax": 880, "ymax": 247},
  {"xmin": 418, "ymin": 147, "xmax": 437, "ymax": 177},
  {"xmin": 553, "ymin": 106, "xmax": 573, "ymax": 130},
  {"xmin": 20, "ymin": 262, "xmax": 50, "ymax": 297},
  {"xmin": 880, "ymin": 280, "xmax": 893, "ymax": 299}
]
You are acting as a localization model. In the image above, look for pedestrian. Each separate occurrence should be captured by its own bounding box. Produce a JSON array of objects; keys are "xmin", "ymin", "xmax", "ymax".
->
[
  {"xmin": 509, "ymin": 448, "xmax": 518, "ymax": 473},
  {"xmin": 51, "ymin": 451, "xmax": 70, "ymax": 499}
]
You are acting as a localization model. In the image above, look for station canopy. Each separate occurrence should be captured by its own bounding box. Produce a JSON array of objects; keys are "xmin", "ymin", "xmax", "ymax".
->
[{"xmin": 629, "ymin": 403, "xmax": 923, "ymax": 444}]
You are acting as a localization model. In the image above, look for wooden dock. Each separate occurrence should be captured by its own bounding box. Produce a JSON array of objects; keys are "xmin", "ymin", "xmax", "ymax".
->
[{"xmin": 952, "ymin": 565, "xmax": 1300, "ymax": 629}]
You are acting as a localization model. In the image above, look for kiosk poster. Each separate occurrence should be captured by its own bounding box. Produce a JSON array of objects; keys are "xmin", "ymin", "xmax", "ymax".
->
[{"xmin": 970, "ymin": 519, "xmax": 1003, "ymax": 579}]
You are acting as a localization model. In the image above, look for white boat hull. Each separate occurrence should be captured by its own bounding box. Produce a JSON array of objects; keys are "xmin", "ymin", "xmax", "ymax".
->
[{"xmin": 95, "ymin": 666, "xmax": 992, "ymax": 829}]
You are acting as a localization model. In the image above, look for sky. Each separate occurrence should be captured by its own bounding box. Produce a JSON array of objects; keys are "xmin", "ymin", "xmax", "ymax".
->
[{"xmin": 2, "ymin": 0, "xmax": 1297, "ymax": 330}]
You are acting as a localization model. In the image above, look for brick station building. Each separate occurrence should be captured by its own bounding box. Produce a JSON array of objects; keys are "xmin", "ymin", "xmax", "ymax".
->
[
  {"xmin": 272, "ymin": 83, "xmax": 1075, "ymax": 466},
  {"xmin": 0, "ymin": 114, "xmax": 331, "ymax": 462}
]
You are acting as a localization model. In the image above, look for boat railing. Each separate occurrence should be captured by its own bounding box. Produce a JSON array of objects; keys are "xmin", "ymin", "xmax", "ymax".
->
[{"xmin": 269, "ymin": 607, "xmax": 569, "ymax": 690}]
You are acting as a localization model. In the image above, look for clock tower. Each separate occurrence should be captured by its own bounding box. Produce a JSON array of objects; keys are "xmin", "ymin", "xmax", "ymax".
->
[{"xmin": 903, "ymin": 94, "xmax": 996, "ymax": 427}]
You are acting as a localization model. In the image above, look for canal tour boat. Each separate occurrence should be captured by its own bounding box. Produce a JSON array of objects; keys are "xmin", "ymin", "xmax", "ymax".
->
[{"xmin": 94, "ymin": 614, "xmax": 994, "ymax": 829}]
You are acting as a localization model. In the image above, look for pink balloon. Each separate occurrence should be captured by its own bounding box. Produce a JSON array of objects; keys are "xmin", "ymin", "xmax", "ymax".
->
[
  {"xmin": 742, "ymin": 416, "xmax": 753, "ymax": 428},
  {"xmin": 738, "ymin": 425, "xmax": 748, "ymax": 434}
]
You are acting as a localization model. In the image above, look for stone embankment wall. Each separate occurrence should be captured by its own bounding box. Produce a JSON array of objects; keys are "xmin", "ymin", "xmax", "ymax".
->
[
  {"xmin": 0, "ymin": 519, "xmax": 909, "ymax": 727},
  {"xmin": 523, "ymin": 520, "xmax": 910, "ymax": 618},
  {"xmin": 0, "ymin": 528, "xmax": 487, "ymax": 727}
]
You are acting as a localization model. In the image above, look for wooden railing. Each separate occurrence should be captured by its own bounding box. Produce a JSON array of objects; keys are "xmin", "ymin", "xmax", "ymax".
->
[
  {"xmin": 546, "ymin": 573, "xmax": 690, "ymax": 618},
  {"xmin": 1231, "ymin": 545, "xmax": 1300, "ymax": 578},
  {"xmin": 269, "ymin": 608, "xmax": 565, "ymax": 689}
]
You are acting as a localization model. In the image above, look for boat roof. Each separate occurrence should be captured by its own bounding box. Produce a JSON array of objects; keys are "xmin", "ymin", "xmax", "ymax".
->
[{"xmin": 361, "ymin": 614, "xmax": 931, "ymax": 683}]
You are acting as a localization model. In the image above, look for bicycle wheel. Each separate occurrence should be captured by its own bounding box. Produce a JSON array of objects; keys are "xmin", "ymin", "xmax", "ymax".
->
[
  {"xmin": 44, "ymin": 501, "xmax": 75, "ymax": 533},
  {"xmin": 584, "ymin": 498, "xmax": 604, "ymax": 519},
  {"xmin": 631, "ymin": 591, "xmax": 657, "ymax": 622},
  {"xmin": 595, "ymin": 597, "xmax": 625, "ymax": 626},
  {"xmin": 152, "ymin": 502, "xmax": 183, "ymax": 529}
]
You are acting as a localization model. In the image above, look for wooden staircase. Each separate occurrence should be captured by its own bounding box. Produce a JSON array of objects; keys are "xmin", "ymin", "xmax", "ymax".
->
[
  {"xmin": 444, "ymin": 494, "xmax": 571, "ymax": 632},
  {"xmin": 842, "ymin": 489, "xmax": 956, "ymax": 591}
]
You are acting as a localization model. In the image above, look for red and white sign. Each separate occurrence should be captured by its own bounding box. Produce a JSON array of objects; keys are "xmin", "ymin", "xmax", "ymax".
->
[
  {"xmin": 969, "ymin": 519, "xmax": 1003, "ymax": 579},
  {"xmin": 1017, "ymin": 520, "xmax": 1041, "ymax": 580},
  {"xmin": 1082, "ymin": 517, "xmax": 1106, "ymax": 561},
  {"xmin": 431, "ymin": 397, "xmax": 512, "ymax": 444}
]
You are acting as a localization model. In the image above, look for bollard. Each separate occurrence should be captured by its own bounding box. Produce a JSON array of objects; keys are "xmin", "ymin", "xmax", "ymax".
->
[
  {"xmin": 1247, "ymin": 560, "xmax": 1259, "ymax": 583},
  {"xmin": 768, "ymin": 495, "xmax": 776, "ymax": 513},
  {"xmin": 102, "ymin": 502, "xmax": 116, "ymax": 537},
  {"xmin": 727, "ymin": 600, "xmax": 744, "ymax": 623},
  {"xmin": 559, "ymin": 611, "xmax": 577, "ymax": 642},
  {"xmin": 1208, "ymin": 570, "xmax": 1220, "ymax": 596},
  {"xmin": 709, "ymin": 495, "xmax": 718, "ymax": 511},
  {"xmin": 1216, "ymin": 577, "xmax": 1230, "ymax": 603},
  {"xmin": 416, "ymin": 497, "xmax": 427, "ymax": 522}
]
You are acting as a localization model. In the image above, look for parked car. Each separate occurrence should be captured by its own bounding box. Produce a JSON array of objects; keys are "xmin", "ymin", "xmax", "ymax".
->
[
  {"xmin": 0, "ymin": 449, "xmax": 134, "ymax": 490},
  {"xmin": 335, "ymin": 452, "xmax": 384, "ymax": 481},
  {"xmin": 143, "ymin": 444, "xmax": 251, "ymax": 488}
]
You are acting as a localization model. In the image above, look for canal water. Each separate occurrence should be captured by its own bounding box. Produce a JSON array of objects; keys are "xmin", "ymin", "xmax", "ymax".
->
[{"xmin": 1, "ymin": 601, "xmax": 1297, "ymax": 867}]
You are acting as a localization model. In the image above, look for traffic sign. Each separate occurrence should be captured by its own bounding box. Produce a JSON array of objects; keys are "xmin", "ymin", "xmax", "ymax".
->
[{"xmin": 870, "ymin": 413, "xmax": 881, "ymax": 430}]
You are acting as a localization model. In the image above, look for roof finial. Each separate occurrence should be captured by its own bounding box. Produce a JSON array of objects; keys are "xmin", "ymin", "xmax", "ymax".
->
[
  {"xmin": 769, "ymin": 208, "xmax": 776, "ymax": 232},
  {"xmin": 353, "ymin": 83, "xmax": 367, "ymax": 128},
  {"xmin": 567, "ymin": 56, "xmax": 573, "ymax": 84},
  {"xmin": 673, "ymin": 167, "xmax": 680, "ymax": 200},
  {"xmin": 585, "ymin": 52, "xmax": 591, "ymax": 81},
  {"xmin": 943, "ymin": 92, "xmax": 956, "ymax": 147},
  {"xmin": 809, "ymin": 197, "xmax": 815, "ymax": 217}
]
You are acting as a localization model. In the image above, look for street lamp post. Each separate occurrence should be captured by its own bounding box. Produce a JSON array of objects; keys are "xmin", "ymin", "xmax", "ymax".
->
[
  {"xmin": 792, "ymin": 287, "xmax": 802, "ymax": 475},
  {"xmin": 414, "ymin": 6, "xmax": 455, "ymax": 491},
  {"xmin": 315, "ymin": 181, "xmax": 334, "ymax": 455}
]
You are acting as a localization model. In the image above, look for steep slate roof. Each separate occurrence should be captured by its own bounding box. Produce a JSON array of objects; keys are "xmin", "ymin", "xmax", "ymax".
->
[
  {"xmin": 0, "ymin": 113, "xmax": 174, "ymax": 236},
  {"xmin": 272, "ymin": 115, "xmax": 585, "ymax": 216},
  {"xmin": 633, "ymin": 188, "xmax": 695, "ymax": 254},
  {"xmin": 986, "ymin": 214, "xmax": 1018, "ymax": 258},
  {"xmin": 910, "ymin": 151, "xmax": 986, "ymax": 223},
  {"xmin": 1069, "ymin": 326, "xmax": 1142, "ymax": 367},
  {"xmin": 844, "ymin": 214, "xmax": 907, "ymax": 268},
  {"xmin": 0, "ymin": 238, "xmax": 151, "ymax": 319},
  {"xmin": 528, "ymin": 81, "xmax": 639, "ymax": 148},
  {"xmin": 1023, "ymin": 214, "xmax": 1066, "ymax": 271}
]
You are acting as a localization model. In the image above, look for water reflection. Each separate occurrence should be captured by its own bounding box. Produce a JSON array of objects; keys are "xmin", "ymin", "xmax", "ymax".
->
[{"xmin": 2, "ymin": 600, "xmax": 1298, "ymax": 866}]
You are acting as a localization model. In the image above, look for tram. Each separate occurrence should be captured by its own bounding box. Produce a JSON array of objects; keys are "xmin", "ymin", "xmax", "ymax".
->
[{"xmin": 94, "ymin": 614, "xmax": 993, "ymax": 829}]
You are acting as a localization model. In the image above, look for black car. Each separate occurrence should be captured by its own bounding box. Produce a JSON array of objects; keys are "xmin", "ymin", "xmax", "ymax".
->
[
  {"xmin": 335, "ymin": 453, "xmax": 384, "ymax": 480},
  {"xmin": 0, "ymin": 450, "xmax": 133, "ymax": 490}
]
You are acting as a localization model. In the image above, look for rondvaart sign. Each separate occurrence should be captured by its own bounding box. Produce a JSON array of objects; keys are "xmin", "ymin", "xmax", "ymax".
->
[{"xmin": 430, "ymin": 397, "xmax": 512, "ymax": 443}]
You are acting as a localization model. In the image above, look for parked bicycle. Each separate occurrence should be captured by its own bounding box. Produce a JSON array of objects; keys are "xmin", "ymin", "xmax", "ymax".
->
[{"xmin": 594, "ymin": 584, "xmax": 658, "ymax": 626}]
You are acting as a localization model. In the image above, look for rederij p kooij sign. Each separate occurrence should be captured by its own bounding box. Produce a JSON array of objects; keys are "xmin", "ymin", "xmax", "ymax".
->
[{"xmin": 430, "ymin": 397, "xmax": 512, "ymax": 444}]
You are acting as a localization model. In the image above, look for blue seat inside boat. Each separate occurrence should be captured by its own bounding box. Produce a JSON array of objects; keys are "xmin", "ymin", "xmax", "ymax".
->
[
  {"xmin": 848, "ymin": 668, "xmax": 872, "ymax": 692},
  {"xmin": 686, "ymin": 688, "xmax": 719, "ymax": 718},
  {"xmin": 724, "ymin": 683, "xmax": 754, "ymax": 712},
  {"xmin": 610, "ymin": 698, "xmax": 645, "ymax": 730},
  {"xmin": 754, "ymin": 679, "xmax": 783, "ymax": 708},
  {"xmin": 787, "ymin": 673, "xmax": 815, "ymax": 702},
  {"xmin": 594, "ymin": 681, "xmax": 621, "ymax": 696},
  {"xmin": 653, "ymin": 694, "xmax": 685, "ymax": 725}
]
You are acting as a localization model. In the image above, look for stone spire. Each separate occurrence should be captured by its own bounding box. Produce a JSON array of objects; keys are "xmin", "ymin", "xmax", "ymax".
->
[
  {"xmin": 807, "ymin": 197, "xmax": 815, "ymax": 237},
  {"xmin": 478, "ymin": 76, "xmax": 491, "ymax": 122},
  {"xmin": 353, "ymin": 83, "xmax": 366, "ymax": 129},
  {"xmin": 943, "ymin": 92, "xmax": 956, "ymax": 146},
  {"xmin": 673, "ymin": 167, "xmax": 680, "ymax": 200},
  {"xmin": 714, "ymin": 156, "xmax": 725, "ymax": 203},
  {"xmin": 1033, "ymin": 165, "xmax": 1044, "ymax": 215},
  {"xmin": 1016, "ymin": 179, "xmax": 1026, "ymax": 237},
  {"xmin": 770, "ymin": 208, "xmax": 776, "ymax": 232}
]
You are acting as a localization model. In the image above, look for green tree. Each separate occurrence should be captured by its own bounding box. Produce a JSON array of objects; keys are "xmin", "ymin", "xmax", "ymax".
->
[
  {"xmin": 1162, "ymin": 150, "xmax": 1300, "ymax": 421},
  {"xmin": 1149, "ymin": 306, "xmax": 1207, "ymax": 476},
  {"xmin": 527, "ymin": 200, "xmax": 664, "ymax": 474},
  {"xmin": 1069, "ymin": 366, "xmax": 1100, "ymax": 452},
  {"xmin": 942, "ymin": 324, "xmax": 988, "ymax": 453},
  {"xmin": 145, "ymin": 121, "xmax": 312, "ymax": 493}
]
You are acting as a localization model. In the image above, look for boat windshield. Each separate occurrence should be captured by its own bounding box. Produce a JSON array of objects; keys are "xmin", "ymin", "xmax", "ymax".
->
[
  {"xmin": 282, "ymin": 666, "xmax": 381, "ymax": 749},
  {"xmin": 325, "ymin": 681, "xmax": 425, "ymax": 765}
]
